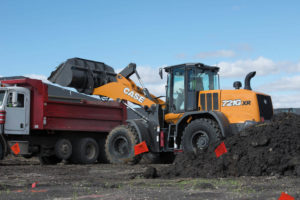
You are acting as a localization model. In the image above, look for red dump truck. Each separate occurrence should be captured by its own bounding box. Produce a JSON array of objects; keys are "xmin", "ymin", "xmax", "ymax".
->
[{"xmin": 0, "ymin": 77, "xmax": 126, "ymax": 164}]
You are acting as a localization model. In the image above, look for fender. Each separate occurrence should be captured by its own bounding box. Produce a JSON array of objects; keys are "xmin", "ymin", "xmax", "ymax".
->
[
  {"xmin": 176, "ymin": 111, "xmax": 231, "ymax": 138},
  {"xmin": 126, "ymin": 119, "xmax": 160, "ymax": 152}
]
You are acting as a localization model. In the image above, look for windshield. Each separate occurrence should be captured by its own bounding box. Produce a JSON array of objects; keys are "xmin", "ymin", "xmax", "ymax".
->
[
  {"xmin": 192, "ymin": 69, "xmax": 219, "ymax": 91},
  {"xmin": 0, "ymin": 91, "xmax": 6, "ymax": 106}
]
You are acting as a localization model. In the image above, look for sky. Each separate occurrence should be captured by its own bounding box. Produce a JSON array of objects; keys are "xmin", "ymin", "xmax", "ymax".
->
[{"xmin": 0, "ymin": 0, "xmax": 300, "ymax": 108}]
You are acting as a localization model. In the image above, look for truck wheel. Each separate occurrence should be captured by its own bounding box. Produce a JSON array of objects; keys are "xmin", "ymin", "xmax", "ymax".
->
[
  {"xmin": 39, "ymin": 155, "xmax": 62, "ymax": 165},
  {"xmin": 55, "ymin": 138, "xmax": 72, "ymax": 160},
  {"xmin": 182, "ymin": 118, "xmax": 221, "ymax": 153},
  {"xmin": 105, "ymin": 125, "xmax": 142, "ymax": 164},
  {"xmin": 71, "ymin": 138, "xmax": 99, "ymax": 164}
]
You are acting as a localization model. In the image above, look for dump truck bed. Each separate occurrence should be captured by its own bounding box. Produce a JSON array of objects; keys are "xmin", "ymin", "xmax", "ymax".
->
[{"xmin": 0, "ymin": 77, "xmax": 126, "ymax": 132}]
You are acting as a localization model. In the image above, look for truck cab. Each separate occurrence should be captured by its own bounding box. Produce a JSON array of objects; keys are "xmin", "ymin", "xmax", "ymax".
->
[
  {"xmin": 0, "ymin": 87, "xmax": 31, "ymax": 135},
  {"xmin": 0, "ymin": 77, "xmax": 127, "ymax": 164}
]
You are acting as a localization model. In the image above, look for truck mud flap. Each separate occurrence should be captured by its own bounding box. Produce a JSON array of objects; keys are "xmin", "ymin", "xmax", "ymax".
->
[{"xmin": 48, "ymin": 58, "xmax": 116, "ymax": 94}]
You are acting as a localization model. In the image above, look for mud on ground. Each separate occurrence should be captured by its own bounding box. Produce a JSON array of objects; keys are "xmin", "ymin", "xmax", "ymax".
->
[
  {"xmin": 0, "ymin": 156, "xmax": 299, "ymax": 200},
  {"xmin": 162, "ymin": 113, "xmax": 300, "ymax": 178}
]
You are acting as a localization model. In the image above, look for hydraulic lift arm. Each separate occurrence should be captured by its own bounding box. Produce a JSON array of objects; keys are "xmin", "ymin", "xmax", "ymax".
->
[
  {"xmin": 93, "ymin": 63, "xmax": 165, "ymax": 109},
  {"xmin": 48, "ymin": 58, "xmax": 165, "ymax": 109}
]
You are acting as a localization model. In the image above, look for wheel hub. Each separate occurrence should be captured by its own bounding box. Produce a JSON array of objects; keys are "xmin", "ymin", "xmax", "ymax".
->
[
  {"xmin": 192, "ymin": 131, "xmax": 209, "ymax": 150},
  {"xmin": 114, "ymin": 136, "xmax": 129, "ymax": 157},
  {"xmin": 85, "ymin": 143, "xmax": 96, "ymax": 159}
]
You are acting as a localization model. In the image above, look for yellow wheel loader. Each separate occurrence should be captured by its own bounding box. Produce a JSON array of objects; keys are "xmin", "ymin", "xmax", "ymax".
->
[{"xmin": 49, "ymin": 58, "xmax": 273, "ymax": 164}]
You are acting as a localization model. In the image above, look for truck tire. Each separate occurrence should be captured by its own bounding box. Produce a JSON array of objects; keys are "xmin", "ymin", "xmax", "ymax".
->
[
  {"xmin": 71, "ymin": 138, "xmax": 99, "ymax": 164},
  {"xmin": 55, "ymin": 138, "xmax": 72, "ymax": 160},
  {"xmin": 105, "ymin": 125, "xmax": 142, "ymax": 164},
  {"xmin": 182, "ymin": 118, "xmax": 221, "ymax": 154},
  {"xmin": 39, "ymin": 155, "xmax": 62, "ymax": 165}
]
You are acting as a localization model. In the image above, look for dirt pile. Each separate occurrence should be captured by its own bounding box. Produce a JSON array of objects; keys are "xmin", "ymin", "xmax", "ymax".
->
[{"xmin": 161, "ymin": 113, "xmax": 300, "ymax": 178}]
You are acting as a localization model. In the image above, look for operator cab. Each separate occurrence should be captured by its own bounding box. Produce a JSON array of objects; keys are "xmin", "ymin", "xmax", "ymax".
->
[{"xmin": 164, "ymin": 63, "xmax": 220, "ymax": 113}]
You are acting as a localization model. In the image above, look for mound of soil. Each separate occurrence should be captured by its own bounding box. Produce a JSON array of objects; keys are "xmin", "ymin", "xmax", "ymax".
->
[{"xmin": 161, "ymin": 113, "xmax": 300, "ymax": 178}]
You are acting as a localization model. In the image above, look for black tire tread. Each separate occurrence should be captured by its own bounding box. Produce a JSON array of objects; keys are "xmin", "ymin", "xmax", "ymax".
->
[
  {"xmin": 182, "ymin": 118, "xmax": 222, "ymax": 153},
  {"xmin": 105, "ymin": 125, "xmax": 142, "ymax": 164},
  {"xmin": 70, "ymin": 137, "xmax": 99, "ymax": 164}
]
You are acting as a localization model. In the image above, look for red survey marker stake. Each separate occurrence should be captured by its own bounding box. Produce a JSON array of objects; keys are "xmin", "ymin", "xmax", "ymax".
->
[
  {"xmin": 32, "ymin": 182, "xmax": 38, "ymax": 188},
  {"xmin": 11, "ymin": 143, "xmax": 20, "ymax": 155},
  {"xmin": 134, "ymin": 141, "xmax": 149, "ymax": 156},
  {"xmin": 278, "ymin": 192, "xmax": 295, "ymax": 200},
  {"xmin": 215, "ymin": 141, "xmax": 227, "ymax": 158}
]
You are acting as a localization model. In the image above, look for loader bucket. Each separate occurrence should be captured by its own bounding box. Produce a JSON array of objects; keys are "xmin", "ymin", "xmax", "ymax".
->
[{"xmin": 48, "ymin": 58, "xmax": 116, "ymax": 94}]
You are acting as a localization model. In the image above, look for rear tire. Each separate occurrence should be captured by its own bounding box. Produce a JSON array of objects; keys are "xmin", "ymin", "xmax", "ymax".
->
[
  {"xmin": 55, "ymin": 138, "xmax": 72, "ymax": 160},
  {"xmin": 182, "ymin": 118, "xmax": 221, "ymax": 153},
  {"xmin": 39, "ymin": 155, "xmax": 62, "ymax": 165},
  {"xmin": 105, "ymin": 125, "xmax": 142, "ymax": 164},
  {"xmin": 71, "ymin": 138, "xmax": 99, "ymax": 164}
]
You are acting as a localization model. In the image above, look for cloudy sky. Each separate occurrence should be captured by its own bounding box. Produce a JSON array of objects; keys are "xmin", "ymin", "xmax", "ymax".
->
[{"xmin": 1, "ymin": 1, "xmax": 299, "ymax": 108}]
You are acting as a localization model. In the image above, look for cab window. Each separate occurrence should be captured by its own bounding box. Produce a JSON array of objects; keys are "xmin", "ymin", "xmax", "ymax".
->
[
  {"xmin": 195, "ymin": 70, "xmax": 219, "ymax": 91},
  {"xmin": 6, "ymin": 93, "xmax": 24, "ymax": 108},
  {"xmin": 172, "ymin": 67, "xmax": 185, "ymax": 112},
  {"xmin": 0, "ymin": 91, "xmax": 5, "ymax": 106}
]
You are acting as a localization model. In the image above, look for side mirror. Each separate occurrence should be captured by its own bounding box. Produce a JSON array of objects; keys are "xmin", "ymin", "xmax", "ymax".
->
[
  {"xmin": 159, "ymin": 68, "xmax": 163, "ymax": 79},
  {"xmin": 12, "ymin": 91, "xmax": 18, "ymax": 107}
]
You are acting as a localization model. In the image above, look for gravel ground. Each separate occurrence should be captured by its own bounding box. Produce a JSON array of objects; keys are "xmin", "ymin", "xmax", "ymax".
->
[{"xmin": 0, "ymin": 156, "xmax": 299, "ymax": 200}]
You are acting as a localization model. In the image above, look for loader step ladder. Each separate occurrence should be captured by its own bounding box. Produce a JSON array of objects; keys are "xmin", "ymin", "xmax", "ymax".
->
[{"xmin": 167, "ymin": 124, "xmax": 176, "ymax": 150}]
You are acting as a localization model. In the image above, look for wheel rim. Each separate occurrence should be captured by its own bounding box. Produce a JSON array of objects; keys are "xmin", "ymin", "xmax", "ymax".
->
[
  {"xmin": 85, "ymin": 143, "xmax": 96, "ymax": 160},
  {"xmin": 112, "ymin": 136, "xmax": 130, "ymax": 158},
  {"xmin": 60, "ymin": 142, "xmax": 71, "ymax": 157},
  {"xmin": 56, "ymin": 139, "xmax": 72, "ymax": 159},
  {"xmin": 191, "ymin": 130, "xmax": 210, "ymax": 151}
]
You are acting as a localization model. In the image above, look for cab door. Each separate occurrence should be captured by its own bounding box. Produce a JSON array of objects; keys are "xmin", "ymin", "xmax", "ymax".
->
[{"xmin": 4, "ymin": 88, "xmax": 30, "ymax": 135}]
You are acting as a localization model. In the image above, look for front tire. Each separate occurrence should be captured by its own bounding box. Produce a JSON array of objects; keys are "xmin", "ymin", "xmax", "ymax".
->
[
  {"xmin": 105, "ymin": 125, "xmax": 141, "ymax": 164},
  {"xmin": 182, "ymin": 118, "xmax": 221, "ymax": 153}
]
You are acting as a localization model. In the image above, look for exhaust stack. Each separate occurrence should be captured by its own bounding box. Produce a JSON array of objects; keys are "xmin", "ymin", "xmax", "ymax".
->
[{"xmin": 244, "ymin": 71, "xmax": 256, "ymax": 90}]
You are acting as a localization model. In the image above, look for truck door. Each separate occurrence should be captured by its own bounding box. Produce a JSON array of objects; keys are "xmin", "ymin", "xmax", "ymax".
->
[{"xmin": 4, "ymin": 88, "xmax": 30, "ymax": 135}]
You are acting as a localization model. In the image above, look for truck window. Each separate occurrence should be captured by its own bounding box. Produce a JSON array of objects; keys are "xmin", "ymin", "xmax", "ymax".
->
[
  {"xmin": 0, "ymin": 91, "xmax": 5, "ymax": 106},
  {"xmin": 6, "ymin": 93, "xmax": 24, "ymax": 108},
  {"xmin": 17, "ymin": 94, "xmax": 24, "ymax": 107},
  {"xmin": 7, "ymin": 93, "xmax": 13, "ymax": 107}
]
